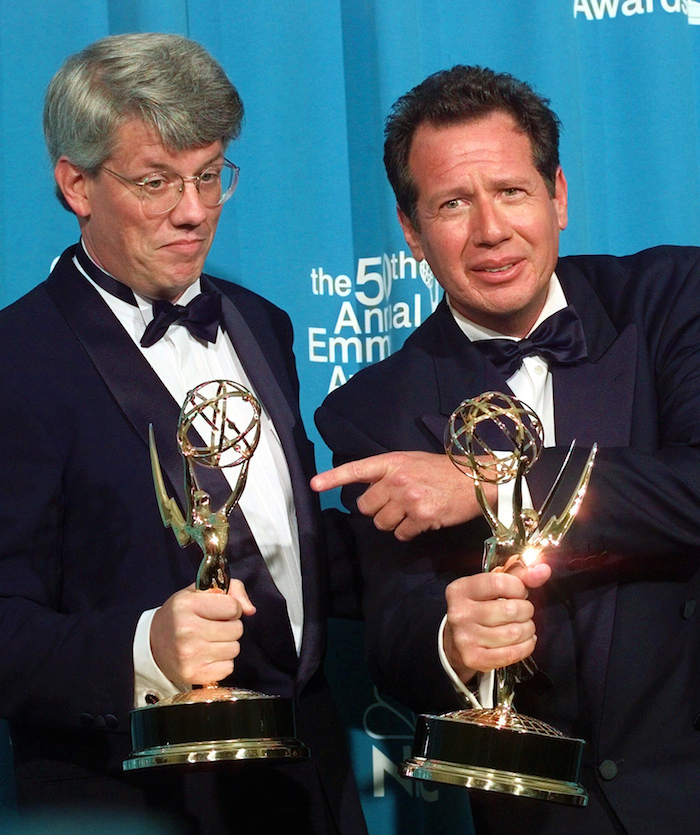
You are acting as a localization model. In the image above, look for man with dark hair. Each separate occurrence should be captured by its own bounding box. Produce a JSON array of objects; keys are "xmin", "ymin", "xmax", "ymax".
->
[
  {"xmin": 0, "ymin": 34, "xmax": 366, "ymax": 835},
  {"xmin": 313, "ymin": 65, "xmax": 700, "ymax": 834}
]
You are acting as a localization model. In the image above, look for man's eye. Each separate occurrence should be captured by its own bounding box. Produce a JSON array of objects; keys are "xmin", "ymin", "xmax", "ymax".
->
[
  {"xmin": 143, "ymin": 176, "xmax": 169, "ymax": 192},
  {"xmin": 503, "ymin": 188, "xmax": 522, "ymax": 197},
  {"xmin": 443, "ymin": 199, "xmax": 461, "ymax": 209},
  {"xmin": 199, "ymin": 169, "xmax": 221, "ymax": 185}
]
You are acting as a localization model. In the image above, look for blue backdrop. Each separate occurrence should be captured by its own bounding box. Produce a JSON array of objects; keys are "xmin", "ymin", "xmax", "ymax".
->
[{"xmin": 1, "ymin": 1, "xmax": 699, "ymax": 832}]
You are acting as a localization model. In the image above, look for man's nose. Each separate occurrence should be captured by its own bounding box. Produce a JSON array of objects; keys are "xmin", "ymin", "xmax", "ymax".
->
[
  {"xmin": 471, "ymin": 199, "xmax": 511, "ymax": 247},
  {"xmin": 170, "ymin": 179, "xmax": 208, "ymax": 225}
]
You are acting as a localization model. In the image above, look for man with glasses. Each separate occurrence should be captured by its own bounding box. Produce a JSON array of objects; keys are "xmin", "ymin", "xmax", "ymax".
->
[{"xmin": 0, "ymin": 34, "xmax": 366, "ymax": 835}]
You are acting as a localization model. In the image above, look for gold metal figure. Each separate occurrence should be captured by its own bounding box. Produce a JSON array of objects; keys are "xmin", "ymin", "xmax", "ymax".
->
[
  {"xmin": 150, "ymin": 380, "xmax": 260, "ymax": 595},
  {"xmin": 447, "ymin": 391, "xmax": 597, "ymax": 710}
]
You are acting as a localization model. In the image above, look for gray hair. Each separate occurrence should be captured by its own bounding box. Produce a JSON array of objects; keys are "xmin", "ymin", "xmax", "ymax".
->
[{"xmin": 44, "ymin": 33, "xmax": 244, "ymax": 208}]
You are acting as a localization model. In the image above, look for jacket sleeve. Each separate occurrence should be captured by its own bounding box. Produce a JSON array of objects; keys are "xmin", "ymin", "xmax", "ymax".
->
[{"xmin": 0, "ymin": 396, "xmax": 142, "ymax": 731}]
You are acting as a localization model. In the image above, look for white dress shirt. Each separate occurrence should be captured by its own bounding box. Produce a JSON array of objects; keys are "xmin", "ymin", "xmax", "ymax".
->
[
  {"xmin": 439, "ymin": 276, "xmax": 566, "ymax": 707},
  {"xmin": 73, "ymin": 246, "xmax": 304, "ymax": 705}
]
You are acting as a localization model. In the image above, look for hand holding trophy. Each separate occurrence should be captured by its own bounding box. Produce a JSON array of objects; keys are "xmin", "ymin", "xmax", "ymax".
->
[
  {"xmin": 124, "ymin": 380, "xmax": 308, "ymax": 770},
  {"xmin": 401, "ymin": 391, "xmax": 597, "ymax": 805}
]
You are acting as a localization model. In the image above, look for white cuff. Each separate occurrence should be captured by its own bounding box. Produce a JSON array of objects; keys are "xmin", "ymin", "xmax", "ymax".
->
[
  {"xmin": 133, "ymin": 608, "xmax": 190, "ymax": 707},
  {"xmin": 477, "ymin": 670, "xmax": 495, "ymax": 709},
  {"xmin": 437, "ymin": 615, "xmax": 482, "ymax": 709}
]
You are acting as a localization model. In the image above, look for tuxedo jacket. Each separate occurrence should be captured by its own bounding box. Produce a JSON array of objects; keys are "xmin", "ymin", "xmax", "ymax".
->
[
  {"xmin": 0, "ymin": 246, "xmax": 366, "ymax": 835},
  {"xmin": 316, "ymin": 246, "xmax": 700, "ymax": 835}
]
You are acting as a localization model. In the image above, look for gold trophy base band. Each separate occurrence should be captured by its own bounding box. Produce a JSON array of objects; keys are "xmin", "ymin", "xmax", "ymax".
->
[
  {"xmin": 401, "ymin": 711, "xmax": 588, "ymax": 807},
  {"xmin": 124, "ymin": 689, "xmax": 309, "ymax": 771},
  {"xmin": 124, "ymin": 737, "xmax": 310, "ymax": 770},
  {"xmin": 401, "ymin": 757, "xmax": 588, "ymax": 805}
]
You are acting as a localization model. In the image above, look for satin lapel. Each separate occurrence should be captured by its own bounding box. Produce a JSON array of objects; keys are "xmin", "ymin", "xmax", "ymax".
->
[
  {"xmin": 216, "ymin": 287, "xmax": 307, "ymax": 675},
  {"xmin": 214, "ymin": 284, "xmax": 296, "ymax": 431},
  {"xmin": 554, "ymin": 264, "xmax": 638, "ymax": 448},
  {"xmin": 421, "ymin": 301, "xmax": 516, "ymax": 445},
  {"xmin": 44, "ymin": 248, "xmax": 193, "ymax": 534},
  {"xmin": 225, "ymin": 506, "xmax": 298, "ymax": 677},
  {"xmin": 552, "ymin": 325, "xmax": 637, "ymax": 448},
  {"xmin": 551, "ymin": 263, "xmax": 630, "ymax": 721}
]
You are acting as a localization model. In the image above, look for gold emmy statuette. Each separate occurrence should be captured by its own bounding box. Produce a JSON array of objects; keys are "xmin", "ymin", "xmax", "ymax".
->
[
  {"xmin": 124, "ymin": 380, "xmax": 309, "ymax": 770},
  {"xmin": 401, "ymin": 391, "xmax": 597, "ymax": 805}
]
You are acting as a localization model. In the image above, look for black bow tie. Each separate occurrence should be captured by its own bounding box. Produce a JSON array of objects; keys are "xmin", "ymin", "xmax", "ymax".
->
[
  {"xmin": 473, "ymin": 306, "xmax": 588, "ymax": 379},
  {"xmin": 140, "ymin": 292, "xmax": 222, "ymax": 347},
  {"xmin": 74, "ymin": 243, "xmax": 222, "ymax": 347}
]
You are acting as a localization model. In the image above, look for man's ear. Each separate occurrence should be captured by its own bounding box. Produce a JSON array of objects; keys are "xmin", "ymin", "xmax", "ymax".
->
[
  {"xmin": 54, "ymin": 157, "xmax": 92, "ymax": 218},
  {"xmin": 397, "ymin": 206, "xmax": 425, "ymax": 262},
  {"xmin": 553, "ymin": 166, "xmax": 568, "ymax": 231}
]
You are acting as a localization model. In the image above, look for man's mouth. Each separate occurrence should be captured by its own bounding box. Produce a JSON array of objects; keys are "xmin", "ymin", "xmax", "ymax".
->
[{"xmin": 482, "ymin": 263, "xmax": 515, "ymax": 274}]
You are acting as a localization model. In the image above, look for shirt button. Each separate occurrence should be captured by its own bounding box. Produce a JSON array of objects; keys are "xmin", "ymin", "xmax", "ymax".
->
[
  {"xmin": 681, "ymin": 599, "xmax": 696, "ymax": 619},
  {"xmin": 598, "ymin": 759, "xmax": 618, "ymax": 780},
  {"xmin": 533, "ymin": 363, "xmax": 545, "ymax": 376}
]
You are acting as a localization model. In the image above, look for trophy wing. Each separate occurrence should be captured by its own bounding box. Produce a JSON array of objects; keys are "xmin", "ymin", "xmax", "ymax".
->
[
  {"xmin": 530, "ymin": 443, "xmax": 598, "ymax": 549},
  {"xmin": 536, "ymin": 439, "xmax": 577, "ymax": 523},
  {"xmin": 149, "ymin": 425, "xmax": 192, "ymax": 548}
]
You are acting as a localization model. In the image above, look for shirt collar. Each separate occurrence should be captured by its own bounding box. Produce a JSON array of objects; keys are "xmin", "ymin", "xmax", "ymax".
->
[
  {"xmin": 448, "ymin": 273, "xmax": 567, "ymax": 342},
  {"xmin": 75, "ymin": 238, "xmax": 203, "ymax": 324}
]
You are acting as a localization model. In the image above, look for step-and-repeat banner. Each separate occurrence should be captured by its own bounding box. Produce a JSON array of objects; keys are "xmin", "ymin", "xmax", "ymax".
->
[{"xmin": 1, "ymin": 1, "xmax": 699, "ymax": 832}]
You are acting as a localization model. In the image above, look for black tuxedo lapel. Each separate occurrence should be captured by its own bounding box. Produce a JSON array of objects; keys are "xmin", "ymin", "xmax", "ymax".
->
[
  {"xmin": 211, "ymin": 278, "xmax": 296, "ymax": 432},
  {"xmin": 213, "ymin": 283, "xmax": 324, "ymax": 682},
  {"xmin": 45, "ymin": 251, "xmax": 245, "ymax": 579},
  {"xmin": 554, "ymin": 263, "xmax": 637, "ymax": 448},
  {"xmin": 548, "ymin": 264, "xmax": 637, "ymax": 732},
  {"xmin": 212, "ymin": 284, "xmax": 308, "ymax": 673},
  {"xmin": 420, "ymin": 300, "xmax": 519, "ymax": 445},
  {"xmin": 44, "ymin": 247, "xmax": 193, "ymax": 528},
  {"xmin": 552, "ymin": 324, "xmax": 637, "ymax": 448}
]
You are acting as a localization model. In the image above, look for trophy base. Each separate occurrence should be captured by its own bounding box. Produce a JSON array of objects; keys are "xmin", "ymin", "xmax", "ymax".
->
[
  {"xmin": 400, "ymin": 708, "xmax": 588, "ymax": 806},
  {"xmin": 123, "ymin": 687, "xmax": 310, "ymax": 771}
]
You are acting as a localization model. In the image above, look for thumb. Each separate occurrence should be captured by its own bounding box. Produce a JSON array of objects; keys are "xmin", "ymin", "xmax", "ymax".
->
[
  {"xmin": 523, "ymin": 562, "xmax": 552, "ymax": 589},
  {"xmin": 228, "ymin": 578, "xmax": 257, "ymax": 616}
]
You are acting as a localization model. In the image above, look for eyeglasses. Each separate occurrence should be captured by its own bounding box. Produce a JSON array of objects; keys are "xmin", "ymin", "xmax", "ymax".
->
[{"xmin": 100, "ymin": 158, "xmax": 240, "ymax": 215}]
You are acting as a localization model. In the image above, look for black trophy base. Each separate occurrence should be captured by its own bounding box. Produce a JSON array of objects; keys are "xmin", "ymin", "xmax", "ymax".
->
[
  {"xmin": 123, "ymin": 687, "xmax": 310, "ymax": 771},
  {"xmin": 400, "ymin": 708, "xmax": 588, "ymax": 806}
]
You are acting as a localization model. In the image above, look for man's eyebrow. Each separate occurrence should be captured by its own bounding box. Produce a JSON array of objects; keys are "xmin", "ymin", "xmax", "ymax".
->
[
  {"xmin": 138, "ymin": 152, "xmax": 225, "ymax": 173},
  {"xmin": 195, "ymin": 151, "xmax": 226, "ymax": 170},
  {"xmin": 491, "ymin": 173, "xmax": 537, "ymax": 189}
]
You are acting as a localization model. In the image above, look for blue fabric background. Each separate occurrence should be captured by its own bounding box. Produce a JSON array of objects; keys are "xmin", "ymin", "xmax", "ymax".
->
[{"xmin": 1, "ymin": 1, "xmax": 699, "ymax": 831}]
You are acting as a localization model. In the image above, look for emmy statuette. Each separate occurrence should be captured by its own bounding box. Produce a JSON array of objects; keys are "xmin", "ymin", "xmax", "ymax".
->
[
  {"xmin": 124, "ymin": 380, "xmax": 309, "ymax": 770},
  {"xmin": 401, "ymin": 391, "xmax": 597, "ymax": 805}
]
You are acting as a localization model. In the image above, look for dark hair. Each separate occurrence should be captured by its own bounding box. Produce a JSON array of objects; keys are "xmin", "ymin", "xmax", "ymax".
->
[{"xmin": 384, "ymin": 65, "xmax": 561, "ymax": 226}]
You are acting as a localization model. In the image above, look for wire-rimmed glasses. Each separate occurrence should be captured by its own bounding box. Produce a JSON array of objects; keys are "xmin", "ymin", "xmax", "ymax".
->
[{"xmin": 100, "ymin": 158, "xmax": 239, "ymax": 215}]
